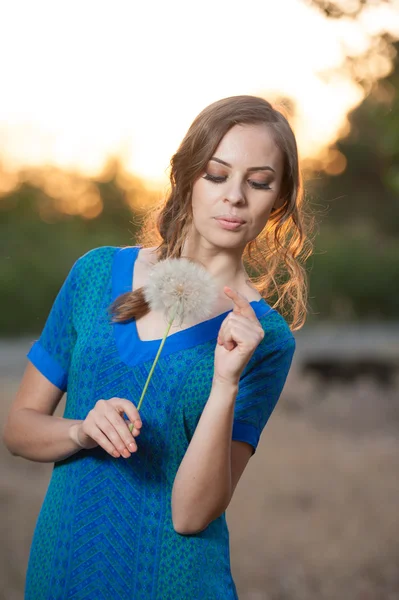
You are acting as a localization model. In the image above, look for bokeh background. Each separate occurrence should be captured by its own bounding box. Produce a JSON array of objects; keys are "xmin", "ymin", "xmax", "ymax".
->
[{"xmin": 1, "ymin": 1, "xmax": 399, "ymax": 598}]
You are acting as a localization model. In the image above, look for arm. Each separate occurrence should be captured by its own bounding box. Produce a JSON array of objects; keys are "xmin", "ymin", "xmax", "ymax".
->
[
  {"xmin": 171, "ymin": 287, "xmax": 263, "ymax": 535},
  {"xmin": 3, "ymin": 250, "xmax": 142, "ymax": 463},
  {"xmin": 171, "ymin": 377, "xmax": 253, "ymax": 535},
  {"xmin": 3, "ymin": 362, "xmax": 83, "ymax": 462},
  {"xmin": 3, "ymin": 362, "xmax": 142, "ymax": 463}
]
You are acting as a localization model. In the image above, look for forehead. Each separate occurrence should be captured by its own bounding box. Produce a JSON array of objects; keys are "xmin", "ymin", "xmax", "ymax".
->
[{"xmin": 213, "ymin": 123, "xmax": 282, "ymax": 171}]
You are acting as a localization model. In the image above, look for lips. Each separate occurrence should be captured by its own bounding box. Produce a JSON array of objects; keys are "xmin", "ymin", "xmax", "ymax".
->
[
  {"xmin": 214, "ymin": 215, "xmax": 246, "ymax": 230},
  {"xmin": 214, "ymin": 215, "xmax": 246, "ymax": 224}
]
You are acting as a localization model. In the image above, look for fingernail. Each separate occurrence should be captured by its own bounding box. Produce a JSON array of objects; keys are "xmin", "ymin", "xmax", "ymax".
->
[
  {"xmin": 113, "ymin": 450, "xmax": 120, "ymax": 458},
  {"xmin": 128, "ymin": 443, "xmax": 136, "ymax": 452}
]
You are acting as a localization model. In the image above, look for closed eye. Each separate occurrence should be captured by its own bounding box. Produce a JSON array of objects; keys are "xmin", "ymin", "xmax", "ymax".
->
[
  {"xmin": 203, "ymin": 173, "xmax": 271, "ymax": 191},
  {"xmin": 203, "ymin": 173, "xmax": 226, "ymax": 183},
  {"xmin": 249, "ymin": 181, "xmax": 271, "ymax": 190}
]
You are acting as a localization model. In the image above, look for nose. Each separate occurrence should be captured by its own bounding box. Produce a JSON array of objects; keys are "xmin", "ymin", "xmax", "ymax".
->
[{"xmin": 223, "ymin": 177, "xmax": 246, "ymax": 206}]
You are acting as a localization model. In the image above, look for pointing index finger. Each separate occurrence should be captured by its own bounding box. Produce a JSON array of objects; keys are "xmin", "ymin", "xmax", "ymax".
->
[{"xmin": 224, "ymin": 286, "xmax": 259, "ymax": 322}]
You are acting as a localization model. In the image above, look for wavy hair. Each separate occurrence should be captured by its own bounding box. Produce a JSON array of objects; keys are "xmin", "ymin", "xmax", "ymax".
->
[{"xmin": 112, "ymin": 95, "xmax": 313, "ymax": 330}]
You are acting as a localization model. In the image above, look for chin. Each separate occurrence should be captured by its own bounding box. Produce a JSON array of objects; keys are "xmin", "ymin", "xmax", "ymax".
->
[
  {"xmin": 203, "ymin": 232, "xmax": 248, "ymax": 251},
  {"xmin": 191, "ymin": 221, "xmax": 253, "ymax": 251}
]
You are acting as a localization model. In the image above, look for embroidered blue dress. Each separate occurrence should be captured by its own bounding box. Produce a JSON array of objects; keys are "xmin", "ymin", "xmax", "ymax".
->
[{"xmin": 25, "ymin": 246, "xmax": 295, "ymax": 600}]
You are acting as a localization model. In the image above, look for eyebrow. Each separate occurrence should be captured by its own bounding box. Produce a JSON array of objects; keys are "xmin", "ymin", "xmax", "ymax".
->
[{"xmin": 210, "ymin": 156, "xmax": 276, "ymax": 173}]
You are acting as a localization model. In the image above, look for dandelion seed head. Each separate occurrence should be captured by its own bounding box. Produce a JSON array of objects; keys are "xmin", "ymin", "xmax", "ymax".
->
[{"xmin": 144, "ymin": 258, "xmax": 219, "ymax": 325}]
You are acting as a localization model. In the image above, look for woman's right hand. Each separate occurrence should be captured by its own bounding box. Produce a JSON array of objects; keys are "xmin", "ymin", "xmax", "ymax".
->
[{"xmin": 69, "ymin": 397, "xmax": 142, "ymax": 459}]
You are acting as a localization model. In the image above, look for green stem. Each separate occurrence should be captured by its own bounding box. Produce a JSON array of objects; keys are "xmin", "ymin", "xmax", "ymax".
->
[{"xmin": 129, "ymin": 303, "xmax": 179, "ymax": 431}]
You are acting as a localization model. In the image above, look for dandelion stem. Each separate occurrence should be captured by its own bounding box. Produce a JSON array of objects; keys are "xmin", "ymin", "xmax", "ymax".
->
[{"xmin": 129, "ymin": 303, "xmax": 179, "ymax": 430}]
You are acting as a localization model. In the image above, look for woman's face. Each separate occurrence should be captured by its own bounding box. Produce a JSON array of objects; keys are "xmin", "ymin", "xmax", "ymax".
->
[{"xmin": 190, "ymin": 123, "xmax": 284, "ymax": 251}]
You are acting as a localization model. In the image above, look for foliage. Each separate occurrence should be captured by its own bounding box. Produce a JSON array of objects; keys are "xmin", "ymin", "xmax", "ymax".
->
[
  {"xmin": 308, "ymin": 229, "xmax": 399, "ymax": 320},
  {"xmin": 303, "ymin": 42, "xmax": 399, "ymax": 323},
  {"xmin": 310, "ymin": 46, "xmax": 399, "ymax": 236},
  {"xmin": 0, "ymin": 175, "xmax": 145, "ymax": 335},
  {"xmin": 304, "ymin": 0, "xmax": 399, "ymax": 93}
]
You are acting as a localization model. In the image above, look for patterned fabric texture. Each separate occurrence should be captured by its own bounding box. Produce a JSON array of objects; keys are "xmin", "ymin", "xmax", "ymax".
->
[{"xmin": 25, "ymin": 246, "xmax": 295, "ymax": 600}]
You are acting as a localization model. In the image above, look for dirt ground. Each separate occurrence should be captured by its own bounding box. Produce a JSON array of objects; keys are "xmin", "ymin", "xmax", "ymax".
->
[{"xmin": 1, "ymin": 338, "xmax": 398, "ymax": 600}]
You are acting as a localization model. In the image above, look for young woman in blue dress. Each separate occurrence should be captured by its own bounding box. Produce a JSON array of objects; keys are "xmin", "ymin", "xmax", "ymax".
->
[{"xmin": 4, "ymin": 95, "xmax": 311, "ymax": 599}]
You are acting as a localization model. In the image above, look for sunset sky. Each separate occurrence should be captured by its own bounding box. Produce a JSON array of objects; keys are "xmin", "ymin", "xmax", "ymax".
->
[{"xmin": 0, "ymin": 0, "xmax": 398, "ymax": 189}]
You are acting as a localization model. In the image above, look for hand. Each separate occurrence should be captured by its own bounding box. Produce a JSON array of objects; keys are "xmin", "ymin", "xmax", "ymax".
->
[
  {"xmin": 69, "ymin": 397, "xmax": 142, "ymax": 459},
  {"xmin": 214, "ymin": 287, "xmax": 265, "ymax": 386}
]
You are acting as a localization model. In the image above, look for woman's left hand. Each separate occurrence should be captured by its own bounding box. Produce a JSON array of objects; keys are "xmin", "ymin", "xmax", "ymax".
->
[{"xmin": 214, "ymin": 287, "xmax": 265, "ymax": 386}]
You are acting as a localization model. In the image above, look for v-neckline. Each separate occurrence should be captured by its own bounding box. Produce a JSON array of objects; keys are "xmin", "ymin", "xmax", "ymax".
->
[{"xmin": 111, "ymin": 246, "xmax": 272, "ymax": 367}]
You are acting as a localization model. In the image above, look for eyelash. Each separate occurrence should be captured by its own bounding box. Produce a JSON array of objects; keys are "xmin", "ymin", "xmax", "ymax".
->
[{"xmin": 203, "ymin": 173, "xmax": 271, "ymax": 190}]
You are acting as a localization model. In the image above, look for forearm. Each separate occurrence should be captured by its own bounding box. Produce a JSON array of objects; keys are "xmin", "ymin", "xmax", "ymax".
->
[
  {"xmin": 3, "ymin": 408, "xmax": 83, "ymax": 463},
  {"xmin": 171, "ymin": 379, "xmax": 238, "ymax": 534}
]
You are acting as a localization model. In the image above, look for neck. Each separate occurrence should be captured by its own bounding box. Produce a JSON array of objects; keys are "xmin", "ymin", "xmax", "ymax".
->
[{"xmin": 180, "ymin": 234, "xmax": 247, "ymax": 291}]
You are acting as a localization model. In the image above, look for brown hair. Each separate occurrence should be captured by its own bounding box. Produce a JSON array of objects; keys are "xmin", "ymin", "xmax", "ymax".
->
[{"xmin": 112, "ymin": 95, "xmax": 313, "ymax": 330}]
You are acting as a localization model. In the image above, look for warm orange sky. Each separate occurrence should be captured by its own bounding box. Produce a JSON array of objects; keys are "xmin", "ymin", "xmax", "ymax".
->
[{"xmin": 0, "ymin": 0, "xmax": 398, "ymax": 188}]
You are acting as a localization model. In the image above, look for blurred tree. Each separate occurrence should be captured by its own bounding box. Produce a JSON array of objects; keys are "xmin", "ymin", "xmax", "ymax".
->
[
  {"xmin": 309, "ymin": 41, "xmax": 399, "ymax": 236},
  {"xmin": 304, "ymin": 0, "xmax": 398, "ymax": 91},
  {"xmin": 0, "ymin": 163, "xmax": 155, "ymax": 335},
  {"xmin": 306, "ymin": 42, "xmax": 399, "ymax": 320}
]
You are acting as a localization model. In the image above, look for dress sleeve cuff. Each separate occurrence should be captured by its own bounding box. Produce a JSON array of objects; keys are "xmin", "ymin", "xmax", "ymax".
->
[
  {"xmin": 232, "ymin": 421, "xmax": 260, "ymax": 454},
  {"xmin": 27, "ymin": 341, "xmax": 68, "ymax": 391}
]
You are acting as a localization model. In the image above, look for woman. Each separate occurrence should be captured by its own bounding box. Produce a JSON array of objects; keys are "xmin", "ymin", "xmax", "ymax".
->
[{"xmin": 4, "ymin": 95, "xmax": 311, "ymax": 599}]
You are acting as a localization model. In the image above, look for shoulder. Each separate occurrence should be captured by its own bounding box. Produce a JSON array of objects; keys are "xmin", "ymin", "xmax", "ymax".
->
[
  {"xmin": 252, "ymin": 305, "xmax": 296, "ymax": 367},
  {"xmin": 236, "ymin": 306, "xmax": 296, "ymax": 401},
  {"xmin": 135, "ymin": 246, "xmax": 159, "ymax": 267},
  {"xmin": 66, "ymin": 246, "xmax": 121, "ymax": 293},
  {"xmin": 74, "ymin": 246, "xmax": 121, "ymax": 272},
  {"xmin": 259, "ymin": 306, "xmax": 294, "ymax": 345},
  {"xmin": 130, "ymin": 246, "xmax": 159, "ymax": 288},
  {"xmin": 71, "ymin": 245, "xmax": 137, "ymax": 278},
  {"xmin": 64, "ymin": 247, "xmax": 121, "ymax": 317}
]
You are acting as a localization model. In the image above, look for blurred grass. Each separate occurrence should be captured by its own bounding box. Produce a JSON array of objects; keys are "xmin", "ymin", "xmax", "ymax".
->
[{"xmin": 1, "ymin": 343, "xmax": 398, "ymax": 600}]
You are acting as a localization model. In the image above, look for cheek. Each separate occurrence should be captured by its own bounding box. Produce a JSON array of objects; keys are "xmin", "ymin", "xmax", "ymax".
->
[
  {"xmin": 191, "ymin": 182, "xmax": 207, "ymax": 227},
  {"xmin": 248, "ymin": 201, "xmax": 275, "ymax": 236},
  {"xmin": 191, "ymin": 179, "xmax": 218, "ymax": 215},
  {"xmin": 191, "ymin": 179, "xmax": 203, "ymax": 208}
]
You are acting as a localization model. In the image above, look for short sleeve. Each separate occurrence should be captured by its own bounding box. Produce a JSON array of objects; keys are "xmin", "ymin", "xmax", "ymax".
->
[
  {"xmin": 232, "ymin": 335, "xmax": 295, "ymax": 453},
  {"xmin": 27, "ymin": 258, "xmax": 81, "ymax": 391}
]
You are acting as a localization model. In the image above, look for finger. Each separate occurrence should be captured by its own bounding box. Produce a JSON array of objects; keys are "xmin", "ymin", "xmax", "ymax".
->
[
  {"xmin": 105, "ymin": 409, "xmax": 138, "ymax": 453},
  {"xmin": 109, "ymin": 398, "xmax": 142, "ymax": 433},
  {"xmin": 131, "ymin": 419, "xmax": 142, "ymax": 433},
  {"xmin": 220, "ymin": 333, "xmax": 235, "ymax": 351},
  {"xmin": 128, "ymin": 421, "xmax": 141, "ymax": 434},
  {"xmin": 223, "ymin": 287, "xmax": 258, "ymax": 321},
  {"xmin": 219, "ymin": 316, "xmax": 263, "ymax": 351},
  {"xmin": 227, "ymin": 313, "xmax": 265, "ymax": 341},
  {"xmin": 91, "ymin": 401, "xmax": 136, "ymax": 455},
  {"xmin": 93, "ymin": 399, "xmax": 139, "ymax": 448},
  {"xmin": 217, "ymin": 317, "xmax": 237, "ymax": 351},
  {"xmin": 95, "ymin": 414, "xmax": 136, "ymax": 457},
  {"xmin": 125, "ymin": 417, "xmax": 142, "ymax": 435},
  {"xmin": 84, "ymin": 425, "xmax": 122, "ymax": 459}
]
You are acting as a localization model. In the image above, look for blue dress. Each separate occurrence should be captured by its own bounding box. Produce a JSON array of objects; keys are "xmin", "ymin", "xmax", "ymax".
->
[{"xmin": 25, "ymin": 246, "xmax": 295, "ymax": 600}]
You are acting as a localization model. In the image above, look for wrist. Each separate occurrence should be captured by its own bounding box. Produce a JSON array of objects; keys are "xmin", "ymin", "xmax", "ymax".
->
[
  {"xmin": 68, "ymin": 421, "xmax": 85, "ymax": 449},
  {"xmin": 211, "ymin": 375, "xmax": 239, "ymax": 397}
]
